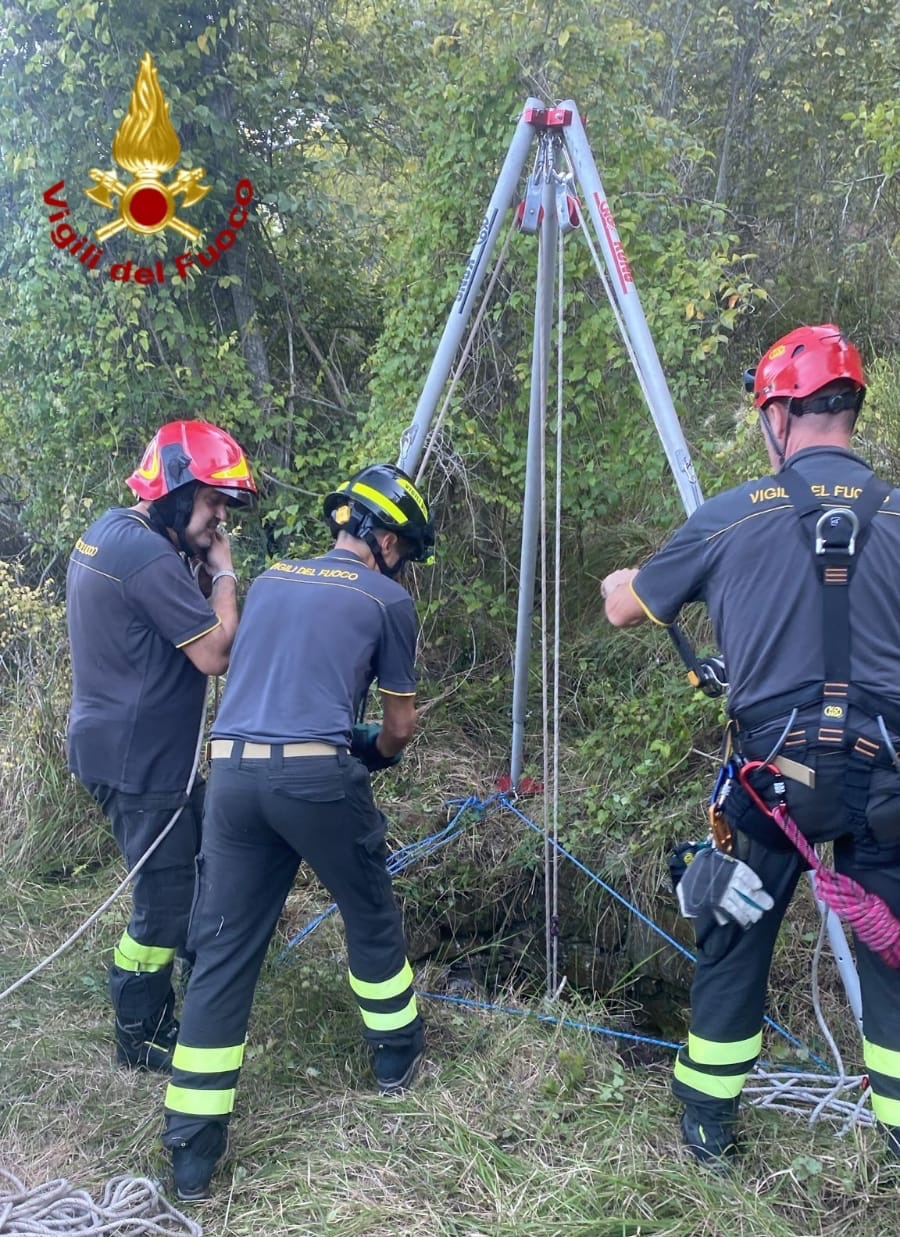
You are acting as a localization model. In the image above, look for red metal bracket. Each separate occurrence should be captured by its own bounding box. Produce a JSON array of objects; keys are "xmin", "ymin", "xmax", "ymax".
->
[
  {"xmin": 523, "ymin": 107, "xmax": 573, "ymax": 129},
  {"xmin": 495, "ymin": 774, "xmax": 543, "ymax": 796}
]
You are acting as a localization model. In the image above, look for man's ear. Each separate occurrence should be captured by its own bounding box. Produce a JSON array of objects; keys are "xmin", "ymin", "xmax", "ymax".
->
[
  {"xmin": 378, "ymin": 530, "xmax": 399, "ymax": 557},
  {"xmin": 766, "ymin": 399, "xmax": 790, "ymax": 436}
]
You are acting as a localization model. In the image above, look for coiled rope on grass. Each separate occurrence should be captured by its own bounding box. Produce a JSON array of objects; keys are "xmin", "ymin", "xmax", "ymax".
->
[
  {"xmin": 0, "ymin": 1168, "xmax": 202, "ymax": 1236},
  {"xmin": 0, "ymin": 717, "xmax": 209, "ymax": 1230}
]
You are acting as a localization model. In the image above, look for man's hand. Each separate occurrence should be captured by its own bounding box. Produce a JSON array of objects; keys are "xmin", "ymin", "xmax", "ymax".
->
[
  {"xmin": 351, "ymin": 722, "xmax": 403, "ymax": 773},
  {"xmin": 600, "ymin": 567, "xmax": 639, "ymax": 600},
  {"xmin": 676, "ymin": 845, "xmax": 774, "ymax": 929},
  {"xmin": 601, "ymin": 567, "xmax": 646, "ymax": 627},
  {"xmin": 202, "ymin": 527, "xmax": 234, "ymax": 577}
]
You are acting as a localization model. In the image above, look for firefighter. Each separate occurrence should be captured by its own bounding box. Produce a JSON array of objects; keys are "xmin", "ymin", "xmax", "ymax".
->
[
  {"xmin": 602, "ymin": 325, "xmax": 900, "ymax": 1167},
  {"xmin": 161, "ymin": 462, "xmax": 434, "ymax": 1201},
  {"xmin": 66, "ymin": 420, "xmax": 256, "ymax": 1072}
]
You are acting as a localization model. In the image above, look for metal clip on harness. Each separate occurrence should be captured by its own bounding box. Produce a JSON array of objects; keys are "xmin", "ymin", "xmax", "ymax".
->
[{"xmin": 815, "ymin": 506, "xmax": 859, "ymax": 557}]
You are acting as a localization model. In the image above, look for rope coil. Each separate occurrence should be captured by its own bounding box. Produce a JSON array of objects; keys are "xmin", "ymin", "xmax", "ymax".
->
[
  {"xmin": 0, "ymin": 1169, "xmax": 202, "ymax": 1236},
  {"xmin": 773, "ymin": 804, "xmax": 900, "ymax": 967}
]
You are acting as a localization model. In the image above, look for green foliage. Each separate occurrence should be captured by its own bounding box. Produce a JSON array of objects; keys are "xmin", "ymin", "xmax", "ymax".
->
[
  {"xmin": 2, "ymin": 0, "xmax": 900, "ymax": 1088},
  {"xmin": 562, "ymin": 629, "xmax": 723, "ymax": 864},
  {"xmin": 0, "ymin": 0, "xmax": 431, "ymax": 568},
  {"xmin": 0, "ymin": 558, "xmax": 64, "ymax": 672},
  {"xmin": 854, "ymin": 355, "xmax": 900, "ymax": 484},
  {"xmin": 628, "ymin": 0, "xmax": 900, "ymax": 344},
  {"xmin": 0, "ymin": 560, "xmax": 104, "ymax": 873}
]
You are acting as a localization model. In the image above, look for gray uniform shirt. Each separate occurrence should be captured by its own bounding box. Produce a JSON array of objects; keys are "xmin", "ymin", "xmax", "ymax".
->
[
  {"xmin": 632, "ymin": 446, "xmax": 900, "ymax": 718},
  {"xmin": 67, "ymin": 507, "xmax": 218, "ymax": 793},
  {"xmin": 213, "ymin": 548, "xmax": 418, "ymax": 746}
]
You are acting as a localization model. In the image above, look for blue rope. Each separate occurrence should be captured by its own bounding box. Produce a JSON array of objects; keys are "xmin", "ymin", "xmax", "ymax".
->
[
  {"xmin": 276, "ymin": 795, "xmax": 485, "ymax": 963},
  {"xmin": 275, "ymin": 788, "xmax": 828, "ymax": 1068},
  {"xmin": 496, "ymin": 793, "xmax": 829, "ymax": 1071},
  {"xmin": 498, "ymin": 794, "xmax": 694, "ymax": 962},
  {"xmin": 420, "ymin": 990, "xmax": 683, "ymax": 1051},
  {"xmin": 419, "ymin": 991, "xmax": 816, "ymax": 1073}
]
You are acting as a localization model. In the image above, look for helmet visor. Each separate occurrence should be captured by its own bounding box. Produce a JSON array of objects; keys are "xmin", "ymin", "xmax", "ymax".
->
[{"xmin": 215, "ymin": 486, "xmax": 256, "ymax": 509}]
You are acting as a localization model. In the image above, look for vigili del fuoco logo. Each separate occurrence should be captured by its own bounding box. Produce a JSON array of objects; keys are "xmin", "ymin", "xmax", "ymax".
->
[{"xmin": 42, "ymin": 52, "xmax": 253, "ymax": 284}]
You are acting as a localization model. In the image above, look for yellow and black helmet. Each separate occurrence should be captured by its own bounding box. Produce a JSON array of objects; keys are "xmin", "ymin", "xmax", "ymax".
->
[{"xmin": 323, "ymin": 464, "xmax": 435, "ymax": 565}]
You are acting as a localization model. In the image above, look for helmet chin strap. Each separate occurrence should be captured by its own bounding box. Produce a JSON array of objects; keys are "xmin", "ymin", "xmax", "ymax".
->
[
  {"xmin": 758, "ymin": 407, "xmax": 788, "ymax": 469},
  {"xmin": 363, "ymin": 528, "xmax": 404, "ymax": 578},
  {"xmin": 147, "ymin": 484, "xmax": 198, "ymax": 556},
  {"xmin": 332, "ymin": 506, "xmax": 406, "ymax": 577}
]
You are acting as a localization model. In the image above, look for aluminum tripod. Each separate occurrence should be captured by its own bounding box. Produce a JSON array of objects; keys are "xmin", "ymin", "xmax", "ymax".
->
[{"xmin": 396, "ymin": 98, "xmax": 862, "ymax": 1030}]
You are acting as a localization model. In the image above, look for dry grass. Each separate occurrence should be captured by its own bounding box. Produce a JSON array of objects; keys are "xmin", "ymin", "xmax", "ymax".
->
[
  {"xmin": 1, "ymin": 857, "xmax": 896, "ymax": 1237},
  {"xmin": 0, "ymin": 635, "xmax": 895, "ymax": 1235}
]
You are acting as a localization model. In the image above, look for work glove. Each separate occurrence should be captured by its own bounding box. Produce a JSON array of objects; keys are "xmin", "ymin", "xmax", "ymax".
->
[
  {"xmin": 350, "ymin": 722, "xmax": 402, "ymax": 774},
  {"xmin": 676, "ymin": 844, "xmax": 774, "ymax": 929}
]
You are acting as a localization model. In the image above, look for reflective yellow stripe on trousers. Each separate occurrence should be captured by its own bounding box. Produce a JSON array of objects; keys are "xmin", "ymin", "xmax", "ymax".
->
[
  {"xmin": 864, "ymin": 1037, "xmax": 900, "ymax": 1125},
  {"xmin": 114, "ymin": 929, "xmax": 176, "ymax": 973},
  {"xmin": 348, "ymin": 960, "xmax": 414, "ymax": 1001}
]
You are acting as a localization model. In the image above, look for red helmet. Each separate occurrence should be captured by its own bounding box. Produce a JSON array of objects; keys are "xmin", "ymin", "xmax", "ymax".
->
[
  {"xmin": 746, "ymin": 324, "xmax": 865, "ymax": 410},
  {"xmin": 126, "ymin": 420, "xmax": 256, "ymax": 506}
]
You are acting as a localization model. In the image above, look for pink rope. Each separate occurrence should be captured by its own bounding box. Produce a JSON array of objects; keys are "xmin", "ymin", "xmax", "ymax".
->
[{"xmin": 772, "ymin": 805, "xmax": 900, "ymax": 968}]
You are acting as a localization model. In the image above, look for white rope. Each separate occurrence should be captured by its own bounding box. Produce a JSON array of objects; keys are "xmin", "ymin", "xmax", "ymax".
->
[
  {"xmin": 745, "ymin": 1069, "xmax": 873, "ymax": 1133},
  {"xmin": 0, "ymin": 1168, "xmax": 202, "ymax": 1236},
  {"xmin": 0, "ymin": 692, "xmax": 207, "ymax": 1005},
  {"xmin": 538, "ymin": 213, "xmax": 553, "ymax": 1001},
  {"xmin": 743, "ymin": 906, "xmax": 873, "ymax": 1131},
  {"xmin": 549, "ymin": 220, "xmax": 565, "ymax": 999}
]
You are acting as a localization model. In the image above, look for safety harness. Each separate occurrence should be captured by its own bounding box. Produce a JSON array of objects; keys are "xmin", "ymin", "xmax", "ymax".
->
[
  {"xmin": 726, "ymin": 466, "xmax": 899, "ymax": 856},
  {"xmin": 780, "ymin": 466, "xmax": 889, "ymax": 745},
  {"xmin": 688, "ymin": 467, "xmax": 900, "ymax": 964}
]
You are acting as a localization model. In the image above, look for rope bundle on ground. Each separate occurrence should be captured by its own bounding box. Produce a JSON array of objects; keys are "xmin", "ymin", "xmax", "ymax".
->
[
  {"xmin": 744, "ymin": 1068, "xmax": 873, "ymax": 1129},
  {"xmin": 773, "ymin": 804, "xmax": 900, "ymax": 967},
  {"xmin": 0, "ymin": 1169, "xmax": 202, "ymax": 1237}
]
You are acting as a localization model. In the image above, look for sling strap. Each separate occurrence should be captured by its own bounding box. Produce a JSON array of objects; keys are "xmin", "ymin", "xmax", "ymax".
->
[
  {"xmin": 777, "ymin": 467, "xmax": 893, "ymax": 847},
  {"xmin": 779, "ymin": 466, "xmax": 890, "ymax": 748}
]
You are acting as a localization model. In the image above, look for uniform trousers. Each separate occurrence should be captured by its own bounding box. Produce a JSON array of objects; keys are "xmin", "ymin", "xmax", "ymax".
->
[
  {"xmin": 87, "ymin": 780, "xmax": 204, "ymax": 1027},
  {"xmin": 163, "ymin": 745, "xmax": 420, "ymax": 1143},
  {"xmin": 672, "ymin": 736, "xmax": 900, "ymax": 1134}
]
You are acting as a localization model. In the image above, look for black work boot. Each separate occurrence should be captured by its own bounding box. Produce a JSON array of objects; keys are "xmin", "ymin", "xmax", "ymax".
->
[
  {"xmin": 110, "ymin": 963, "xmax": 178, "ymax": 1071},
  {"xmin": 680, "ymin": 1108, "xmax": 739, "ymax": 1171},
  {"xmin": 115, "ymin": 1011, "xmax": 179, "ymax": 1072},
  {"xmin": 169, "ymin": 1123, "xmax": 228, "ymax": 1202},
  {"xmin": 885, "ymin": 1126, "xmax": 900, "ymax": 1160},
  {"xmin": 372, "ymin": 1020, "xmax": 425, "ymax": 1094}
]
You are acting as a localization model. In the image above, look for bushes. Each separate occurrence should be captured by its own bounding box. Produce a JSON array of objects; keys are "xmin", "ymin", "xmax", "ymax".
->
[{"xmin": 0, "ymin": 560, "xmax": 105, "ymax": 874}]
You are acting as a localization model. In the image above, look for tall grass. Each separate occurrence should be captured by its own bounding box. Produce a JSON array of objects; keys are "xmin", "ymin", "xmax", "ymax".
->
[
  {"xmin": 1, "ymin": 875, "xmax": 895, "ymax": 1237},
  {"xmin": 0, "ymin": 562, "xmax": 107, "ymax": 875},
  {"xmin": 1, "ymin": 522, "xmax": 897, "ymax": 1235}
]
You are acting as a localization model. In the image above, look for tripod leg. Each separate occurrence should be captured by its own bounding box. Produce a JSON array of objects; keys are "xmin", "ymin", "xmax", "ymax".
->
[
  {"xmin": 561, "ymin": 102, "xmax": 704, "ymax": 516},
  {"xmin": 397, "ymin": 98, "xmax": 544, "ymax": 477}
]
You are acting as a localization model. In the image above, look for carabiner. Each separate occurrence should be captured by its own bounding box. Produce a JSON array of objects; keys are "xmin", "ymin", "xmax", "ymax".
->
[{"xmin": 737, "ymin": 760, "xmax": 785, "ymax": 819}]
